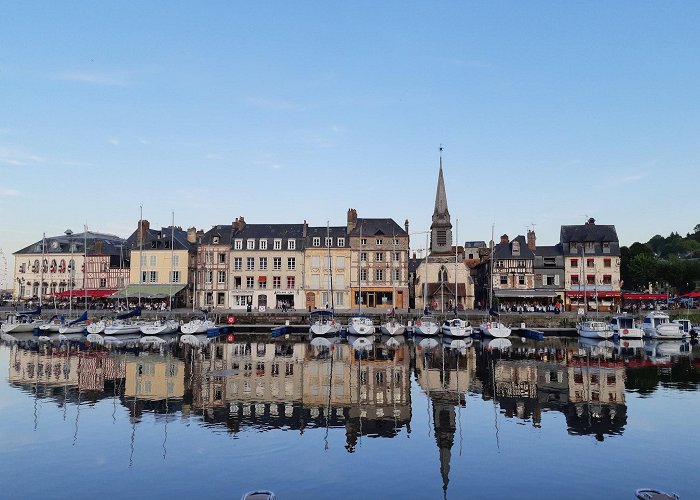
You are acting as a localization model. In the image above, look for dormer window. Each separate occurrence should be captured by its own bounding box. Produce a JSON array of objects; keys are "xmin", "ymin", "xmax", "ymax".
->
[
  {"xmin": 259, "ymin": 240, "xmax": 268, "ymax": 250},
  {"xmin": 247, "ymin": 239, "xmax": 255, "ymax": 250},
  {"xmin": 338, "ymin": 238, "xmax": 345, "ymax": 247},
  {"xmin": 312, "ymin": 237, "xmax": 321, "ymax": 247},
  {"xmin": 212, "ymin": 236, "xmax": 220, "ymax": 244},
  {"xmin": 234, "ymin": 239, "xmax": 242, "ymax": 250},
  {"xmin": 274, "ymin": 239, "xmax": 282, "ymax": 250},
  {"xmin": 602, "ymin": 242, "xmax": 610, "ymax": 254},
  {"xmin": 512, "ymin": 241, "xmax": 520, "ymax": 256},
  {"xmin": 325, "ymin": 237, "xmax": 332, "ymax": 247},
  {"xmin": 287, "ymin": 239, "xmax": 295, "ymax": 250},
  {"xmin": 51, "ymin": 241, "xmax": 59, "ymax": 250}
]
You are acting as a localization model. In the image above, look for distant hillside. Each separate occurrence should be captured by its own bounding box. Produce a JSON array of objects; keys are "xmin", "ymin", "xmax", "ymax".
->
[{"xmin": 621, "ymin": 224, "xmax": 700, "ymax": 294}]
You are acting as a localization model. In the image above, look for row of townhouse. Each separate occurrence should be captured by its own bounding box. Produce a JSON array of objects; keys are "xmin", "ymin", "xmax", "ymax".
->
[
  {"xmin": 471, "ymin": 218, "xmax": 622, "ymax": 312},
  {"xmin": 12, "ymin": 209, "xmax": 410, "ymax": 311}
]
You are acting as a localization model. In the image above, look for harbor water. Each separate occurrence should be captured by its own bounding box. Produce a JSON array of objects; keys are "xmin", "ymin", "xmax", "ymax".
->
[{"xmin": 0, "ymin": 332, "xmax": 697, "ymax": 499}]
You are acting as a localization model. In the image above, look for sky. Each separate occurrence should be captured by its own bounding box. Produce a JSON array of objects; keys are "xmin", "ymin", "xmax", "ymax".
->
[{"xmin": 1, "ymin": 2, "xmax": 699, "ymax": 287}]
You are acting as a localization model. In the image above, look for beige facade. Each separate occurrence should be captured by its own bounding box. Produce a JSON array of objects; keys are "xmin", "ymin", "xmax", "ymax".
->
[
  {"xmin": 125, "ymin": 354, "xmax": 185, "ymax": 400},
  {"xmin": 414, "ymin": 256, "xmax": 474, "ymax": 312},
  {"xmin": 303, "ymin": 231, "xmax": 352, "ymax": 310}
]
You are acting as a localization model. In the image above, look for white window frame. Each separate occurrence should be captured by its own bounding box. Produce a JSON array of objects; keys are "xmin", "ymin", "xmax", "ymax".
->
[
  {"xmin": 376, "ymin": 239, "xmax": 383, "ymax": 245},
  {"xmin": 287, "ymin": 257, "xmax": 296, "ymax": 270},
  {"xmin": 259, "ymin": 240, "xmax": 268, "ymax": 250},
  {"xmin": 234, "ymin": 239, "xmax": 243, "ymax": 250},
  {"xmin": 312, "ymin": 237, "xmax": 321, "ymax": 247},
  {"xmin": 259, "ymin": 257, "xmax": 267, "ymax": 270},
  {"xmin": 247, "ymin": 239, "xmax": 255, "ymax": 250},
  {"xmin": 234, "ymin": 257, "xmax": 242, "ymax": 271},
  {"xmin": 338, "ymin": 237, "xmax": 345, "ymax": 247},
  {"xmin": 287, "ymin": 239, "xmax": 296, "ymax": 250},
  {"xmin": 274, "ymin": 239, "xmax": 282, "ymax": 250}
]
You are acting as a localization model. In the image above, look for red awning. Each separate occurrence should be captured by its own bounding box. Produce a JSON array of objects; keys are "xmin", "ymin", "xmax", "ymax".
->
[
  {"xmin": 621, "ymin": 293, "xmax": 669, "ymax": 301},
  {"xmin": 53, "ymin": 289, "xmax": 117, "ymax": 299},
  {"xmin": 568, "ymin": 291, "xmax": 621, "ymax": 299},
  {"xmin": 258, "ymin": 276, "xmax": 267, "ymax": 282},
  {"xmin": 679, "ymin": 291, "xmax": 700, "ymax": 298}
]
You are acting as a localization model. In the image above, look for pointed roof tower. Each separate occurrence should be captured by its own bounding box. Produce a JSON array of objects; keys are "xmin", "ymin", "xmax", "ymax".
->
[{"xmin": 430, "ymin": 147, "xmax": 453, "ymax": 254}]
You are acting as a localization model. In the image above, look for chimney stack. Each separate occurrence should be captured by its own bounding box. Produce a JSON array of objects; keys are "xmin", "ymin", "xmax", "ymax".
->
[
  {"xmin": 187, "ymin": 227, "xmax": 198, "ymax": 244},
  {"xmin": 303, "ymin": 220, "xmax": 308, "ymax": 238},
  {"xmin": 586, "ymin": 217, "xmax": 596, "ymax": 225},
  {"xmin": 527, "ymin": 230, "xmax": 536, "ymax": 250},
  {"xmin": 347, "ymin": 208, "xmax": 357, "ymax": 234},
  {"xmin": 138, "ymin": 220, "xmax": 150, "ymax": 244},
  {"xmin": 500, "ymin": 234, "xmax": 509, "ymax": 245}
]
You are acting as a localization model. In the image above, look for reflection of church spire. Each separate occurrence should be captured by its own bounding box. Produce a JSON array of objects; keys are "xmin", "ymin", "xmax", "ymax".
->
[
  {"xmin": 431, "ymin": 146, "xmax": 453, "ymax": 254},
  {"xmin": 433, "ymin": 400, "xmax": 456, "ymax": 499}
]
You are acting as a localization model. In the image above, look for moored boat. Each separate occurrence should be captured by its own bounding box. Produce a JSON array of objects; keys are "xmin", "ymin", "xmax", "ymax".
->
[
  {"xmin": 180, "ymin": 317, "xmax": 216, "ymax": 334},
  {"xmin": 479, "ymin": 319, "xmax": 511, "ymax": 338},
  {"xmin": 414, "ymin": 315, "xmax": 439, "ymax": 336},
  {"xmin": 442, "ymin": 317, "xmax": 471, "ymax": 337},
  {"xmin": 380, "ymin": 314, "xmax": 406, "ymax": 336},
  {"xmin": 577, "ymin": 319, "xmax": 614, "ymax": 339},
  {"xmin": 140, "ymin": 318, "xmax": 180, "ymax": 335},
  {"xmin": 641, "ymin": 311, "xmax": 687, "ymax": 339},
  {"xmin": 347, "ymin": 314, "xmax": 375, "ymax": 336},
  {"xmin": 610, "ymin": 314, "xmax": 644, "ymax": 339},
  {"xmin": 309, "ymin": 310, "xmax": 340, "ymax": 336}
]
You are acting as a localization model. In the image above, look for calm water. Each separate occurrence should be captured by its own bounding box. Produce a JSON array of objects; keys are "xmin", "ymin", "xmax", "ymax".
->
[{"xmin": 0, "ymin": 332, "xmax": 698, "ymax": 500}]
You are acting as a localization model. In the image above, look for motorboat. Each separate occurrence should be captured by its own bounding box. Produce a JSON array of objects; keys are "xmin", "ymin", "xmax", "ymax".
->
[
  {"xmin": 610, "ymin": 315, "xmax": 644, "ymax": 339},
  {"xmin": 479, "ymin": 319, "xmax": 511, "ymax": 338},
  {"xmin": 441, "ymin": 317, "xmax": 471, "ymax": 337},
  {"xmin": 309, "ymin": 310, "xmax": 340, "ymax": 336},
  {"xmin": 140, "ymin": 318, "xmax": 180, "ymax": 335},
  {"xmin": 180, "ymin": 334, "xmax": 209, "ymax": 347},
  {"xmin": 577, "ymin": 320, "xmax": 614, "ymax": 339},
  {"xmin": 347, "ymin": 314, "xmax": 375, "ymax": 336},
  {"xmin": 672, "ymin": 318, "xmax": 693, "ymax": 336},
  {"xmin": 1, "ymin": 308, "xmax": 46, "ymax": 334},
  {"xmin": 180, "ymin": 317, "xmax": 216, "ymax": 334},
  {"xmin": 641, "ymin": 311, "xmax": 687, "ymax": 339},
  {"xmin": 380, "ymin": 315, "xmax": 406, "ymax": 336},
  {"xmin": 414, "ymin": 315, "xmax": 439, "ymax": 336}
]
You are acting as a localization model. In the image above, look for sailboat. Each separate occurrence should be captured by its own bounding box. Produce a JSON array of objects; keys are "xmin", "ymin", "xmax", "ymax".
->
[
  {"xmin": 414, "ymin": 233, "xmax": 439, "ymax": 336},
  {"xmin": 310, "ymin": 223, "xmax": 341, "ymax": 336},
  {"xmin": 140, "ymin": 212, "xmax": 179, "ymax": 336},
  {"xmin": 442, "ymin": 219, "xmax": 471, "ymax": 338},
  {"xmin": 58, "ymin": 229, "xmax": 89, "ymax": 335},
  {"xmin": 381, "ymin": 231, "xmax": 405, "ymax": 336},
  {"xmin": 576, "ymin": 246, "xmax": 614, "ymax": 339},
  {"xmin": 347, "ymin": 226, "xmax": 375, "ymax": 336},
  {"xmin": 479, "ymin": 224, "xmax": 511, "ymax": 338},
  {"xmin": 180, "ymin": 312, "xmax": 216, "ymax": 334},
  {"xmin": 58, "ymin": 310, "xmax": 88, "ymax": 334}
]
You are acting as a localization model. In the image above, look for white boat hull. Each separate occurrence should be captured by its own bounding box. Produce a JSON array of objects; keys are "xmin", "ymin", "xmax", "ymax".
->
[
  {"xmin": 140, "ymin": 320, "xmax": 179, "ymax": 335},
  {"xmin": 480, "ymin": 322, "xmax": 511, "ymax": 338},
  {"xmin": 58, "ymin": 325, "xmax": 86, "ymax": 334},
  {"xmin": 347, "ymin": 317, "xmax": 375, "ymax": 336},
  {"xmin": 442, "ymin": 325, "xmax": 472, "ymax": 337},
  {"xmin": 1, "ymin": 320, "xmax": 45, "ymax": 334},
  {"xmin": 104, "ymin": 321, "xmax": 143, "ymax": 335},
  {"xmin": 577, "ymin": 321, "xmax": 614, "ymax": 339},
  {"xmin": 86, "ymin": 321, "xmax": 106, "ymax": 334},
  {"xmin": 180, "ymin": 319, "xmax": 215, "ymax": 334},
  {"xmin": 380, "ymin": 321, "xmax": 406, "ymax": 336},
  {"xmin": 414, "ymin": 322, "xmax": 439, "ymax": 336},
  {"xmin": 309, "ymin": 321, "xmax": 340, "ymax": 336}
]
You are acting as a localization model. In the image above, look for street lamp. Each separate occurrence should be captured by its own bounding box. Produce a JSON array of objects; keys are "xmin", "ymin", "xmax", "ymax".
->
[{"xmin": 65, "ymin": 229, "xmax": 73, "ymax": 316}]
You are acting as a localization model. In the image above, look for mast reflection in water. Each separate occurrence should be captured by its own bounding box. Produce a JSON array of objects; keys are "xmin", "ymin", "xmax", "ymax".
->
[{"xmin": 1, "ymin": 332, "xmax": 698, "ymax": 499}]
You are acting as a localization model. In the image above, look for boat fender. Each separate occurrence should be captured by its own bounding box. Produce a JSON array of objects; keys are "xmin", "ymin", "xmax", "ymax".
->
[
  {"xmin": 416, "ymin": 320, "xmax": 422, "ymax": 326},
  {"xmin": 623, "ymin": 329, "xmax": 629, "ymax": 335},
  {"xmin": 486, "ymin": 322, "xmax": 492, "ymax": 329},
  {"xmin": 227, "ymin": 315, "xmax": 236, "ymax": 324},
  {"xmin": 226, "ymin": 333, "xmax": 235, "ymax": 343},
  {"xmin": 86, "ymin": 319, "xmax": 91, "ymax": 325}
]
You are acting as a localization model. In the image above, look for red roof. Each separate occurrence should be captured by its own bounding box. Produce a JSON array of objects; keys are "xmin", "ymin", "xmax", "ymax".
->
[{"xmin": 53, "ymin": 289, "xmax": 117, "ymax": 298}]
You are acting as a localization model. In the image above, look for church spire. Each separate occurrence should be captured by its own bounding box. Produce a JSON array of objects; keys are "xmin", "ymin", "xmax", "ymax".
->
[{"xmin": 430, "ymin": 145, "xmax": 453, "ymax": 254}]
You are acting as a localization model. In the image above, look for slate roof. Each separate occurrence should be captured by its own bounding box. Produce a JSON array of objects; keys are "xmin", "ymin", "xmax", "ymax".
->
[
  {"xmin": 408, "ymin": 258, "xmax": 422, "ymax": 275},
  {"xmin": 560, "ymin": 224, "xmax": 619, "ymax": 244},
  {"xmin": 126, "ymin": 226, "xmax": 195, "ymax": 252},
  {"xmin": 200, "ymin": 224, "xmax": 236, "ymax": 246},
  {"xmin": 464, "ymin": 241, "xmax": 487, "ymax": 248},
  {"xmin": 533, "ymin": 244, "xmax": 564, "ymax": 258},
  {"xmin": 233, "ymin": 224, "xmax": 306, "ymax": 239},
  {"xmin": 14, "ymin": 232, "xmax": 127, "ymax": 256},
  {"xmin": 493, "ymin": 235, "xmax": 535, "ymax": 260},
  {"xmin": 349, "ymin": 218, "xmax": 407, "ymax": 237},
  {"xmin": 305, "ymin": 226, "xmax": 347, "ymax": 247}
]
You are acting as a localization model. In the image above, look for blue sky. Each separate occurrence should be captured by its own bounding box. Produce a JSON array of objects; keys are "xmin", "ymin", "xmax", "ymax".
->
[{"xmin": 1, "ymin": 2, "xmax": 699, "ymax": 286}]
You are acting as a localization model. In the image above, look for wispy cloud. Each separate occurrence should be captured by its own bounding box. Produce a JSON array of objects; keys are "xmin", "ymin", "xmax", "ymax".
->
[
  {"xmin": 0, "ymin": 146, "xmax": 45, "ymax": 166},
  {"xmin": 53, "ymin": 70, "xmax": 132, "ymax": 86},
  {"xmin": 108, "ymin": 138, "xmax": 120, "ymax": 146}
]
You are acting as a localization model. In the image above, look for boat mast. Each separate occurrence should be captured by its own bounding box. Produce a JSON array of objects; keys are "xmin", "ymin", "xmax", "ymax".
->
[
  {"xmin": 424, "ymin": 232, "xmax": 428, "ymax": 313},
  {"xmin": 489, "ymin": 223, "xmax": 494, "ymax": 313},
  {"xmin": 169, "ymin": 210, "xmax": 175, "ymax": 311},
  {"xmin": 138, "ymin": 205, "xmax": 143, "ymax": 308},
  {"xmin": 454, "ymin": 219, "xmax": 458, "ymax": 315},
  {"xmin": 84, "ymin": 224, "xmax": 88, "ymax": 312},
  {"xmin": 358, "ymin": 225, "xmax": 362, "ymax": 313},
  {"xmin": 391, "ymin": 229, "xmax": 396, "ymax": 313},
  {"xmin": 327, "ymin": 221, "xmax": 334, "ymax": 310},
  {"xmin": 40, "ymin": 232, "xmax": 45, "ymax": 307},
  {"xmin": 580, "ymin": 244, "xmax": 586, "ymax": 318}
]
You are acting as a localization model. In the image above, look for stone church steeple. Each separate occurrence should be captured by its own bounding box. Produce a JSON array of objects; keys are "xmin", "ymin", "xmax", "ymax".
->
[{"xmin": 430, "ymin": 150, "xmax": 453, "ymax": 254}]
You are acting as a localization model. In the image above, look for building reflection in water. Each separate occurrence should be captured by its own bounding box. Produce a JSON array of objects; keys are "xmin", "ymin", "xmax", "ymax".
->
[
  {"xmin": 190, "ymin": 334, "xmax": 412, "ymax": 451},
  {"xmin": 414, "ymin": 337, "xmax": 475, "ymax": 498}
]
